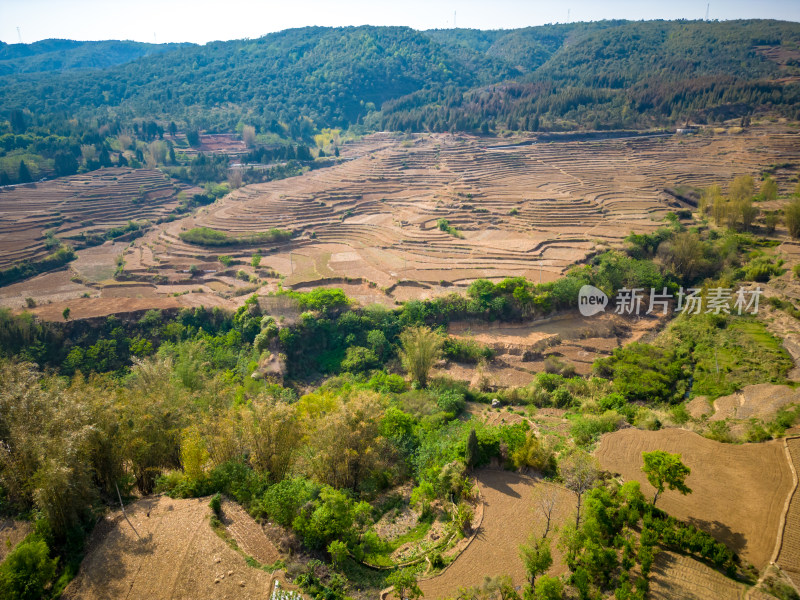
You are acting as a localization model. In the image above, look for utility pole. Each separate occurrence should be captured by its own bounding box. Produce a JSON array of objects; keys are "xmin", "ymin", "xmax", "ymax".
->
[
  {"xmin": 16, "ymin": 27, "xmax": 22, "ymax": 44},
  {"xmin": 705, "ymin": 3, "xmax": 710, "ymax": 21}
]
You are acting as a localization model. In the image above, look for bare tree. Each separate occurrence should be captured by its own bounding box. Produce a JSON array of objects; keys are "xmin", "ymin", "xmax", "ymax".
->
[
  {"xmin": 559, "ymin": 450, "xmax": 599, "ymax": 528},
  {"xmin": 536, "ymin": 486, "xmax": 559, "ymax": 539}
]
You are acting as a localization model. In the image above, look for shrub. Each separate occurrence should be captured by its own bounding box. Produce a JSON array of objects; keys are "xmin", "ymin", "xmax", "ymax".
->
[
  {"xmin": 552, "ymin": 387, "xmax": 575, "ymax": 408},
  {"xmin": 570, "ymin": 412, "xmax": 624, "ymax": 446},
  {"xmin": 209, "ymin": 493, "xmax": 222, "ymax": 516},
  {"xmin": 544, "ymin": 355, "xmax": 576, "ymax": 377},
  {"xmin": 0, "ymin": 538, "xmax": 58, "ymax": 600},
  {"xmin": 179, "ymin": 227, "xmax": 291, "ymax": 246}
]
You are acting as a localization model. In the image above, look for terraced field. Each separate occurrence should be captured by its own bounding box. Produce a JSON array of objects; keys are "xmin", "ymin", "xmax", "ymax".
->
[
  {"xmin": 122, "ymin": 126, "xmax": 800, "ymax": 300},
  {"xmin": 596, "ymin": 428, "xmax": 794, "ymax": 570},
  {"xmin": 777, "ymin": 437, "xmax": 800, "ymax": 589},
  {"xmin": 0, "ymin": 167, "xmax": 188, "ymax": 270}
]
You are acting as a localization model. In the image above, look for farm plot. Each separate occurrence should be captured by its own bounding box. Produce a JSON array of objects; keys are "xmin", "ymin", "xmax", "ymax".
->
[
  {"xmin": 62, "ymin": 496, "xmax": 291, "ymax": 600},
  {"xmin": 595, "ymin": 428, "xmax": 793, "ymax": 569},
  {"xmin": 0, "ymin": 167, "xmax": 188, "ymax": 270},
  {"xmin": 120, "ymin": 125, "xmax": 800, "ymax": 306},
  {"xmin": 777, "ymin": 437, "xmax": 800, "ymax": 589},
  {"xmin": 437, "ymin": 310, "xmax": 666, "ymax": 386},
  {"xmin": 418, "ymin": 470, "xmax": 573, "ymax": 599},
  {"xmin": 648, "ymin": 551, "xmax": 747, "ymax": 600}
]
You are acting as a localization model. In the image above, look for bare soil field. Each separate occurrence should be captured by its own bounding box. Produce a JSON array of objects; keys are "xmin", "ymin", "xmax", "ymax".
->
[
  {"xmin": 4, "ymin": 125, "xmax": 800, "ymax": 320},
  {"xmin": 439, "ymin": 311, "xmax": 666, "ymax": 385},
  {"xmin": 418, "ymin": 470, "xmax": 573, "ymax": 599},
  {"xmin": 0, "ymin": 519, "xmax": 32, "ymax": 562},
  {"xmin": 595, "ymin": 428, "xmax": 794, "ymax": 569},
  {"xmin": 648, "ymin": 550, "xmax": 747, "ymax": 600},
  {"xmin": 62, "ymin": 495, "xmax": 300, "ymax": 600},
  {"xmin": 121, "ymin": 125, "xmax": 800, "ymax": 301},
  {"xmin": 710, "ymin": 384, "xmax": 800, "ymax": 422},
  {"xmin": 0, "ymin": 167, "xmax": 190, "ymax": 270},
  {"xmin": 777, "ymin": 437, "xmax": 800, "ymax": 589}
]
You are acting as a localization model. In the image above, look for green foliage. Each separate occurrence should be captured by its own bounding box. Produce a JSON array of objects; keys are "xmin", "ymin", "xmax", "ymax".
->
[
  {"xmin": 0, "ymin": 537, "xmax": 58, "ymax": 600},
  {"xmin": 400, "ymin": 326, "xmax": 444, "ymax": 388},
  {"xmin": 179, "ymin": 227, "xmax": 292, "ymax": 246},
  {"xmin": 519, "ymin": 535, "xmax": 553, "ymax": 589},
  {"xmin": 570, "ymin": 412, "xmax": 624, "ymax": 447},
  {"xmin": 209, "ymin": 492, "xmax": 222, "ymax": 516},
  {"xmin": 436, "ymin": 218, "xmax": 463, "ymax": 238},
  {"xmin": 594, "ymin": 343, "xmax": 687, "ymax": 404},
  {"xmin": 641, "ymin": 451, "xmax": 692, "ymax": 506},
  {"xmin": 442, "ymin": 336, "xmax": 495, "ymax": 363},
  {"xmin": 386, "ymin": 567, "xmax": 423, "ymax": 600},
  {"xmin": 533, "ymin": 575, "xmax": 563, "ymax": 600}
]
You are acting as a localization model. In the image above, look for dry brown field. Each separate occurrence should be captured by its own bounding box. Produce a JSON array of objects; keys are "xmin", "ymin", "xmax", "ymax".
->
[
  {"xmin": 121, "ymin": 125, "xmax": 800, "ymax": 301},
  {"xmin": 648, "ymin": 550, "xmax": 748, "ymax": 600},
  {"xmin": 777, "ymin": 437, "xmax": 800, "ymax": 589},
  {"xmin": 0, "ymin": 519, "xmax": 32, "ymax": 562},
  {"xmin": 62, "ymin": 495, "xmax": 304, "ymax": 600},
  {"xmin": 595, "ymin": 428, "xmax": 794, "ymax": 570},
  {"xmin": 0, "ymin": 167, "xmax": 189, "ymax": 270},
  {"xmin": 418, "ymin": 470, "xmax": 573, "ymax": 599},
  {"xmin": 4, "ymin": 125, "xmax": 800, "ymax": 321}
]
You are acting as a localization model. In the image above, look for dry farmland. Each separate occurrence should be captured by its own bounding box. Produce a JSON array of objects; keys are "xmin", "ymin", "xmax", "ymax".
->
[
  {"xmin": 62, "ymin": 495, "xmax": 304, "ymax": 600},
  {"xmin": 595, "ymin": 428, "xmax": 794, "ymax": 570},
  {"xmin": 118, "ymin": 125, "xmax": 800, "ymax": 302},
  {"xmin": 417, "ymin": 470, "xmax": 574, "ymax": 599},
  {"xmin": 2, "ymin": 125, "xmax": 799, "ymax": 318},
  {"xmin": 0, "ymin": 167, "xmax": 189, "ymax": 270}
]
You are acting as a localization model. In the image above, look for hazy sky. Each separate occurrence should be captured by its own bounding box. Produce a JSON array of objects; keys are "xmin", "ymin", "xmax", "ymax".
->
[{"xmin": 2, "ymin": 0, "xmax": 800, "ymax": 45}]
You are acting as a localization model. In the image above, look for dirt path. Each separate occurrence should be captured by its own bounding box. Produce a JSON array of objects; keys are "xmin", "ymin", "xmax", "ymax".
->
[
  {"xmin": 418, "ymin": 470, "xmax": 573, "ymax": 599},
  {"xmin": 595, "ymin": 429, "xmax": 794, "ymax": 570}
]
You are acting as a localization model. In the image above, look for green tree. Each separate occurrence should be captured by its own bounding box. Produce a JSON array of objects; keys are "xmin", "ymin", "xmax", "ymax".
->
[
  {"xmin": 761, "ymin": 176, "xmax": 778, "ymax": 201},
  {"xmin": 642, "ymin": 450, "xmax": 692, "ymax": 506},
  {"xmin": 465, "ymin": 428, "xmax": 479, "ymax": 469},
  {"xmin": 0, "ymin": 539, "xmax": 58, "ymax": 600},
  {"xmin": 785, "ymin": 199, "xmax": 800, "ymax": 238},
  {"xmin": 519, "ymin": 535, "xmax": 552, "ymax": 590},
  {"xmin": 327, "ymin": 539, "xmax": 349, "ymax": 567},
  {"xmin": 17, "ymin": 160, "xmax": 31, "ymax": 183},
  {"xmin": 62, "ymin": 307, "xmax": 71, "ymax": 321},
  {"xmin": 251, "ymin": 253, "xmax": 262, "ymax": 269},
  {"xmin": 534, "ymin": 575, "xmax": 563, "ymax": 600},
  {"xmin": 386, "ymin": 567, "xmax": 423, "ymax": 600},
  {"xmin": 399, "ymin": 325, "xmax": 443, "ymax": 388},
  {"xmin": 729, "ymin": 174, "xmax": 754, "ymax": 202},
  {"xmin": 218, "ymin": 255, "xmax": 233, "ymax": 267}
]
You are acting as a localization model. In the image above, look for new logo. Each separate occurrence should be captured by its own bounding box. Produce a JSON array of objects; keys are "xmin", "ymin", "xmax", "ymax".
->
[{"xmin": 578, "ymin": 285, "xmax": 608, "ymax": 317}]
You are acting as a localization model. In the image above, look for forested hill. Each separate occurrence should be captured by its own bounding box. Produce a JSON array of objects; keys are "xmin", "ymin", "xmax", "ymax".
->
[
  {"xmin": 0, "ymin": 39, "xmax": 190, "ymax": 76},
  {"xmin": 1, "ymin": 19, "xmax": 799, "ymax": 136}
]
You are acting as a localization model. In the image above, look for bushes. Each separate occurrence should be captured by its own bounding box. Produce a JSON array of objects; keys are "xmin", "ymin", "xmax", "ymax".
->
[
  {"xmin": 570, "ymin": 412, "xmax": 624, "ymax": 446},
  {"xmin": 511, "ymin": 433, "xmax": 557, "ymax": 475},
  {"xmin": 442, "ymin": 336, "xmax": 494, "ymax": 363},
  {"xmin": 594, "ymin": 343, "xmax": 687, "ymax": 404},
  {"xmin": 179, "ymin": 227, "xmax": 292, "ymax": 246},
  {"xmin": 0, "ymin": 537, "xmax": 58, "ymax": 600}
]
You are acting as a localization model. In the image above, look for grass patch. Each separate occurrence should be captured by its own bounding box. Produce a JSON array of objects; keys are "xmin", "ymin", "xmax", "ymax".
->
[
  {"xmin": 180, "ymin": 226, "xmax": 292, "ymax": 246},
  {"xmin": 665, "ymin": 314, "xmax": 792, "ymax": 399}
]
